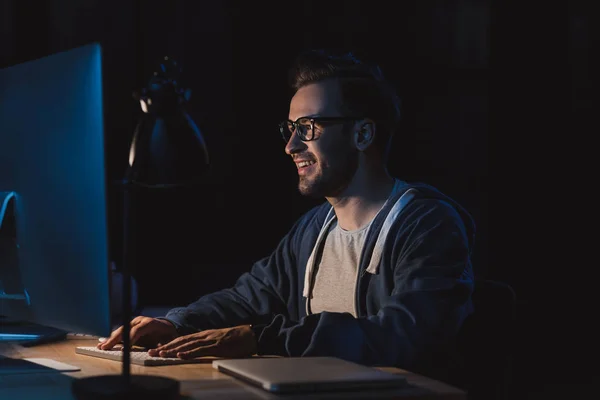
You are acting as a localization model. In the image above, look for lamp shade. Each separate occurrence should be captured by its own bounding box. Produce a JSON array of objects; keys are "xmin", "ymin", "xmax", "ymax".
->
[{"xmin": 126, "ymin": 57, "xmax": 209, "ymax": 187}]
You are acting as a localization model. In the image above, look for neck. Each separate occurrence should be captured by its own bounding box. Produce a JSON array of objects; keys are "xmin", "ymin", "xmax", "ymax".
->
[{"xmin": 326, "ymin": 167, "xmax": 395, "ymax": 231}]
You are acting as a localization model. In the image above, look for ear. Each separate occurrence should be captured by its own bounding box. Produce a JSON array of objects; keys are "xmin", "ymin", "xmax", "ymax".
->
[{"xmin": 353, "ymin": 119, "xmax": 376, "ymax": 151}]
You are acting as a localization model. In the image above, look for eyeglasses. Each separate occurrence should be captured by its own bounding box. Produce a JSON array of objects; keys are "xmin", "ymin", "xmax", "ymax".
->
[{"xmin": 279, "ymin": 116, "xmax": 361, "ymax": 142}]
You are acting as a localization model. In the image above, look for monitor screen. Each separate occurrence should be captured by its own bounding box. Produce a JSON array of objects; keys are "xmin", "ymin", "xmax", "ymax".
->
[{"xmin": 0, "ymin": 43, "xmax": 112, "ymax": 340}]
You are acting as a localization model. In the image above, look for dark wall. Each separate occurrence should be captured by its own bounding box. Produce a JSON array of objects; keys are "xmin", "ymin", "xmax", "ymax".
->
[{"xmin": 1, "ymin": 0, "xmax": 594, "ymax": 397}]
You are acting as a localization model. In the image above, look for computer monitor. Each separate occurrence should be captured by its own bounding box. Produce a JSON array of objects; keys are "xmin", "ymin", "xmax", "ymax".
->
[{"xmin": 0, "ymin": 43, "xmax": 112, "ymax": 342}]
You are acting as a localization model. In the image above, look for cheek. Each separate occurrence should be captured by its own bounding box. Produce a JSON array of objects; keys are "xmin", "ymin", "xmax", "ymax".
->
[
  {"xmin": 311, "ymin": 129, "xmax": 355, "ymax": 168},
  {"xmin": 322, "ymin": 148, "xmax": 357, "ymax": 173}
]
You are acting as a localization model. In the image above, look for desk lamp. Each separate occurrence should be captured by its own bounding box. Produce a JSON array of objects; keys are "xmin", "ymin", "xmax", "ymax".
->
[{"xmin": 72, "ymin": 56, "xmax": 210, "ymax": 400}]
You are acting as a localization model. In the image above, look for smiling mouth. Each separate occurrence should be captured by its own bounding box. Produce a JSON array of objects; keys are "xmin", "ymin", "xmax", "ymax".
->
[
  {"xmin": 296, "ymin": 160, "xmax": 315, "ymax": 169},
  {"xmin": 295, "ymin": 160, "xmax": 316, "ymax": 176}
]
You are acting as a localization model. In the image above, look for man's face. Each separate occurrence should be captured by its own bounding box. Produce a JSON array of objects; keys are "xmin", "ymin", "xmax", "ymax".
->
[{"xmin": 285, "ymin": 79, "xmax": 359, "ymax": 198}]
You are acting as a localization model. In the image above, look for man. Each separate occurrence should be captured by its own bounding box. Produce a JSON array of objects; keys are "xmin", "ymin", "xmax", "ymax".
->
[{"xmin": 99, "ymin": 49, "xmax": 475, "ymax": 381}]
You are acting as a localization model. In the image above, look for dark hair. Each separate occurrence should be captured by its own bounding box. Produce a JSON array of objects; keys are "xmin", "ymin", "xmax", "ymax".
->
[{"xmin": 288, "ymin": 49, "xmax": 401, "ymax": 159}]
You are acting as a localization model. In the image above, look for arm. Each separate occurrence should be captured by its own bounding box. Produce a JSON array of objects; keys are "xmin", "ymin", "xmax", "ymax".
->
[
  {"xmin": 252, "ymin": 199, "xmax": 474, "ymax": 370},
  {"xmin": 162, "ymin": 214, "xmax": 309, "ymax": 335}
]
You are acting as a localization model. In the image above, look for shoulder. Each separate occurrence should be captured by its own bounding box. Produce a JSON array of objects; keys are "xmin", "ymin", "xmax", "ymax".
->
[
  {"xmin": 383, "ymin": 184, "xmax": 475, "ymax": 248},
  {"xmin": 388, "ymin": 181, "xmax": 474, "ymax": 231},
  {"xmin": 403, "ymin": 198, "xmax": 464, "ymax": 222}
]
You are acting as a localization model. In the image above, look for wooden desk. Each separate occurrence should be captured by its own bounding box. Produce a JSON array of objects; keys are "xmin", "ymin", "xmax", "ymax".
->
[{"xmin": 1, "ymin": 337, "xmax": 466, "ymax": 399}]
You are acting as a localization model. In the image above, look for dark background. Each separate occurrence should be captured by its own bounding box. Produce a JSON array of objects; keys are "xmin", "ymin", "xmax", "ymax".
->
[{"xmin": 1, "ymin": 0, "xmax": 595, "ymax": 398}]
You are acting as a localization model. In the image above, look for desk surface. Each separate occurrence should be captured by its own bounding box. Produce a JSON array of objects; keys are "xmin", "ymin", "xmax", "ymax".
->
[{"xmin": 1, "ymin": 337, "xmax": 466, "ymax": 399}]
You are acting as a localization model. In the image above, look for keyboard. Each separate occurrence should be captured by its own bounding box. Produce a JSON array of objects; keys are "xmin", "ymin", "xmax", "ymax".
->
[
  {"xmin": 67, "ymin": 332, "xmax": 101, "ymax": 339},
  {"xmin": 75, "ymin": 346, "xmax": 217, "ymax": 366}
]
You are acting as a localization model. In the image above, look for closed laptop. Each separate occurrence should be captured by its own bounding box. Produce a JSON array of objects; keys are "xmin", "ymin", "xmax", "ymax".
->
[{"xmin": 212, "ymin": 356, "xmax": 408, "ymax": 394}]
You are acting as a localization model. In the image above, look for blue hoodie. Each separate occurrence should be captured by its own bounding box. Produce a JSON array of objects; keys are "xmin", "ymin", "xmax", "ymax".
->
[{"xmin": 164, "ymin": 180, "xmax": 475, "ymax": 379}]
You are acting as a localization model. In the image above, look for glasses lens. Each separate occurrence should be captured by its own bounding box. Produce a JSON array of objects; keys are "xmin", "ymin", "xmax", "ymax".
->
[
  {"xmin": 296, "ymin": 118, "xmax": 312, "ymax": 141},
  {"xmin": 279, "ymin": 118, "xmax": 313, "ymax": 142},
  {"xmin": 279, "ymin": 121, "xmax": 292, "ymax": 142}
]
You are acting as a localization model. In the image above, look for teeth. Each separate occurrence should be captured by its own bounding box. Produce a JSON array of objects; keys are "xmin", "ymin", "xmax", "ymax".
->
[{"xmin": 297, "ymin": 161, "xmax": 315, "ymax": 168}]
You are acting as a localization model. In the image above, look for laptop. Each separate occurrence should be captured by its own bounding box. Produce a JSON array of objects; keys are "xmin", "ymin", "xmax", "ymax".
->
[{"xmin": 212, "ymin": 356, "xmax": 408, "ymax": 394}]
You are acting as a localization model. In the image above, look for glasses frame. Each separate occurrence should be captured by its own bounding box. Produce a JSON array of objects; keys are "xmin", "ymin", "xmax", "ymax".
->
[{"xmin": 279, "ymin": 116, "xmax": 362, "ymax": 142}]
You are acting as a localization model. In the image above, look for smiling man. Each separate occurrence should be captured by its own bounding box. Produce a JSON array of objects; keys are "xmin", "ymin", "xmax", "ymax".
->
[{"xmin": 99, "ymin": 49, "xmax": 476, "ymax": 384}]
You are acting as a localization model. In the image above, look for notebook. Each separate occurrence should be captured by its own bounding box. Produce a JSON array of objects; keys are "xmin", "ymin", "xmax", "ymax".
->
[{"xmin": 212, "ymin": 356, "xmax": 408, "ymax": 394}]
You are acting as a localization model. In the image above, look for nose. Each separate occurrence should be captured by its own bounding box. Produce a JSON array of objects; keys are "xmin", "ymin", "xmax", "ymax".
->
[{"xmin": 284, "ymin": 130, "xmax": 306, "ymax": 156}]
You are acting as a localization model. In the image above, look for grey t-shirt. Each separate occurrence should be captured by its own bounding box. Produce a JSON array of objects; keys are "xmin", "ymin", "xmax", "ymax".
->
[{"xmin": 309, "ymin": 220, "xmax": 372, "ymax": 317}]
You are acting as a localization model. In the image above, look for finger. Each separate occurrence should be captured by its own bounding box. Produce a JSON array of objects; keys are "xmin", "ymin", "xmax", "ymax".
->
[
  {"xmin": 125, "ymin": 317, "xmax": 154, "ymax": 347},
  {"xmin": 150, "ymin": 340, "xmax": 187, "ymax": 357},
  {"xmin": 151, "ymin": 336, "xmax": 187, "ymax": 352},
  {"xmin": 147, "ymin": 342, "xmax": 161, "ymax": 356},
  {"xmin": 176, "ymin": 344, "xmax": 220, "ymax": 359},
  {"xmin": 98, "ymin": 325, "xmax": 123, "ymax": 350},
  {"xmin": 157, "ymin": 334, "xmax": 215, "ymax": 351},
  {"xmin": 160, "ymin": 339, "xmax": 214, "ymax": 357},
  {"xmin": 177, "ymin": 339, "xmax": 216, "ymax": 353},
  {"xmin": 147, "ymin": 338, "xmax": 181, "ymax": 356},
  {"xmin": 98, "ymin": 317, "xmax": 144, "ymax": 350},
  {"xmin": 151, "ymin": 338, "xmax": 214, "ymax": 357},
  {"xmin": 157, "ymin": 329, "xmax": 210, "ymax": 350},
  {"xmin": 128, "ymin": 317, "xmax": 152, "ymax": 343},
  {"xmin": 127, "ymin": 324, "xmax": 144, "ymax": 347}
]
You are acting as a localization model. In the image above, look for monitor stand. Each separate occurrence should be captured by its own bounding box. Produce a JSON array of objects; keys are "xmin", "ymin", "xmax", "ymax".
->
[
  {"xmin": 0, "ymin": 315, "xmax": 68, "ymax": 347},
  {"xmin": 0, "ymin": 315, "xmax": 71, "ymax": 376}
]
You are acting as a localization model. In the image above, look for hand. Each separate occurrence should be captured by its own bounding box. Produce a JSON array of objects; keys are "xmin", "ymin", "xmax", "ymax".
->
[
  {"xmin": 97, "ymin": 316, "xmax": 178, "ymax": 350},
  {"xmin": 147, "ymin": 325, "xmax": 257, "ymax": 359}
]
